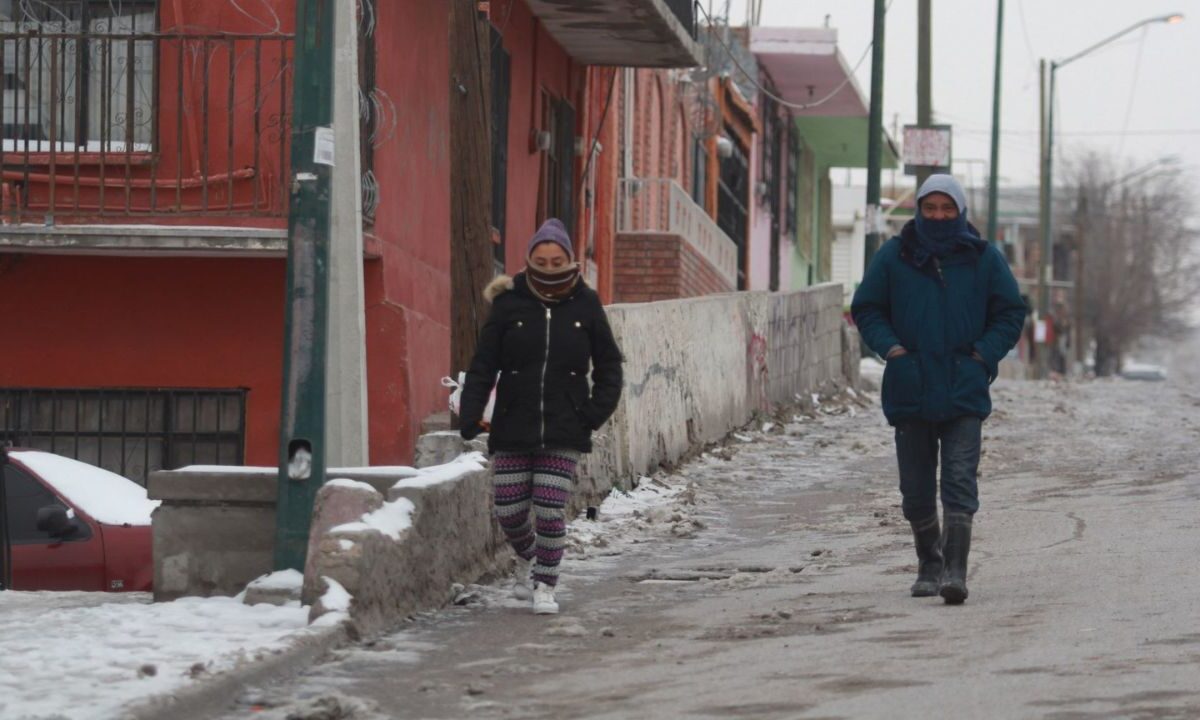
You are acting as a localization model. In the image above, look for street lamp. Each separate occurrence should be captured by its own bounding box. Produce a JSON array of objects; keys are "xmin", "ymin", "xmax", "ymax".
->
[{"xmin": 1036, "ymin": 12, "xmax": 1184, "ymax": 378}]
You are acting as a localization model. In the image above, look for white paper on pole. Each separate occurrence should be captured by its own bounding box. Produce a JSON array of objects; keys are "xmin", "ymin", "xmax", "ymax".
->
[{"xmin": 1034, "ymin": 319, "xmax": 1048, "ymax": 344}]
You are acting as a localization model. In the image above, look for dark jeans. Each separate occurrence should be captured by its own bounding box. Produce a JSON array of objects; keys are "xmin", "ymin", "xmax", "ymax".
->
[{"xmin": 894, "ymin": 416, "xmax": 982, "ymax": 521}]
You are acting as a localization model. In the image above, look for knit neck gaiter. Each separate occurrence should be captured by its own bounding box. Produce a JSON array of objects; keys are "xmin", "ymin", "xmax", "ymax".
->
[{"xmin": 525, "ymin": 263, "xmax": 580, "ymax": 303}]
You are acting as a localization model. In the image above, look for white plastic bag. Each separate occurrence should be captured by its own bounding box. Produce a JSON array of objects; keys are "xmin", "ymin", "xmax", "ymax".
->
[{"xmin": 442, "ymin": 372, "xmax": 497, "ymax": 423}]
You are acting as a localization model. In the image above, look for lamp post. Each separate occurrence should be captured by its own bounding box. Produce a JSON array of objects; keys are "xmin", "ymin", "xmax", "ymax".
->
[{"xmin": 1037, "ymin": 12, "xmax": 1183, "ymax": 378}]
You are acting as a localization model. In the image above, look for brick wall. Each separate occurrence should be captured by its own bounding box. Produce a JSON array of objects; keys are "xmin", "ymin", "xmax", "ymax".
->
[{"xmin": 612, "ymin": 232, "xmax": 735, "ymax": 303}]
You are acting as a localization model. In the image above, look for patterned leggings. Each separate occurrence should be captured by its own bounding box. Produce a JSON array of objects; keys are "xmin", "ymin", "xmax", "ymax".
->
[{"xmin": 491, "ymin": 449, "xmax": 580, "ymax": 588}]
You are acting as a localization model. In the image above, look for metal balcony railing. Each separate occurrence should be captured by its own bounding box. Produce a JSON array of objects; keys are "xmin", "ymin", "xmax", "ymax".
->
[
  {"xmin": 617, "ymin": 177, "xmax": 739, "ymax": 289},
  {"xmin": 0, "ymin": 27, "xmax": 293, "ymax": 222}
]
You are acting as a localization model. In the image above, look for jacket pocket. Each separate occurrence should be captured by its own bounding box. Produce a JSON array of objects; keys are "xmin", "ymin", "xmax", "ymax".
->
[
  {"xmin": 566, "ymin": 379, "xmax": 595, "ymax": 431},
  {"xmin": 882, "ymin": 352, "xmax": 922, "ymax": 417},
  {"xmin": 951, "ymin": 354, "xmax": 991, "ymax": 417}
]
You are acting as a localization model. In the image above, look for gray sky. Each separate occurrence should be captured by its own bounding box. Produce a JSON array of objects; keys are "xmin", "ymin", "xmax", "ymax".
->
[{"xmin": 722, "ymin": 0, "xmax": 1198, "ymax": 193}]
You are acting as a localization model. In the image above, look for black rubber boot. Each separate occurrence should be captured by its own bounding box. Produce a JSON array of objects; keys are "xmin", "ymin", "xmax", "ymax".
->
[
  {"xmin": 939, "ymin": 512, "xmax": 973, "ymax": 605},
  {"xmin": 909, "ymin": 515, "xmax": 943, "ymax": 597}
]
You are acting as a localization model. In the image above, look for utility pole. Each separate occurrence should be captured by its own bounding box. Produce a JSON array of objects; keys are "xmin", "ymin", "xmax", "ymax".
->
[
  {"xmin": 1073, "ymin": 185, "xmax": 1087, "ymax": 372},
  {"xmin": 448, "ymin": 0, "xmax": 494, "ymax": 421},
  {"xmin": 986, "ymin": 0, "xmax": 1004, "ymax": 244},
  {"xmin": 863, "ymin": 0, "xmax": 887, "ymax": 267},
  {"xmin": 275, "ymin": 0, "xmax": 335, "ymax": 571},
  {"xmin": 1036, "ymin": 58, "xmax": 1049, "ymax": 380},
  {"xmin": 915, "ymin": 0, "xmax": 932, "ymax": 189}
]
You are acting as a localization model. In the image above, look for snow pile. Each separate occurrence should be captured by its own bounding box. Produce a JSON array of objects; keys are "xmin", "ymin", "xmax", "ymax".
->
[
  {"xmin": 242, "ymin": 569, "xmax": 304, "ymax": 593},
  {"xmin": 330, "ymin": 497, "xmax": 416, "ymax": 540},
  {"xmin": 10, "ymin": 451, "xmax": 160, "ymax": 526},
  {"xmin": 567, "ymin": 474, "xmax": 703, "ymax": 559},
  {"xmin": 0, "ymin": 591, "xmax": 311, "ymax": 720},
  {"xmin": 318, "ymin": 578, "xmax": 352, "ymax": 613},
  {"xmin": 393, "ymin": 452, "xmax": 488, "ymax": 490}
]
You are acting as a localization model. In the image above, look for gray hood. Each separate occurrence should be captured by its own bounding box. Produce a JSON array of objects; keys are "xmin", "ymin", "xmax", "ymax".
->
[{"xmin": 917, "ymin": 174, "xmax": 968, "ymax": 216}]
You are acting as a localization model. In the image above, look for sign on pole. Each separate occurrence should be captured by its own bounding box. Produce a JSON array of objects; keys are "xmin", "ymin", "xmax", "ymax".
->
[{"xmin": 903, "ymin": 124, "xmax": 952, "ymax": 176}]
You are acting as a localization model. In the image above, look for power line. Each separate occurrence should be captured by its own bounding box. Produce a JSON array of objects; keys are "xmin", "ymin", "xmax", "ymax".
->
[
  {"xmin": 695, "ymin": 0, "xmax": 893, "ymax": 113},
  {"xmin": 957, "ymin": 128, "xmax": 1200, "ymax": 137},
  {"xmin": 1116, "ymin": 27, "xmax": 1148, "ymax": 157}
]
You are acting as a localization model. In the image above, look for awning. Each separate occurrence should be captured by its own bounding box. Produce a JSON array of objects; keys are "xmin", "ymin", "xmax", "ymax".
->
[
  {"xmin": 794, "ymin": 116, "xmax": 899, "ymax": 170},
  {"xmin": 750, "ymin": 27, "xmax": 867, "ymax": 117},
  {"xmin": 525, "ymin": 0, "xmax": 703, "ymax": 68},
  {"xmin": 751, "ymin": 26, "xmax": 898, "ymax": 170}
]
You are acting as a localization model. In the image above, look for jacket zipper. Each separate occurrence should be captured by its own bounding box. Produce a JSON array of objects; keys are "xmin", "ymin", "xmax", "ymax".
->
[
  {"xmin": 935, "ymin": 258, "xmax": 952, "ymax": 420},
  {"xmin": 540, "ymin": 306, "xmax": 552, "ymax": 446}
]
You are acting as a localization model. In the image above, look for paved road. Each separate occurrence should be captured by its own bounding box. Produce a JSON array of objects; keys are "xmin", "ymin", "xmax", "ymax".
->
[{"xmin": 225, "ymin": 361, "xmax": 1200, "ymax": 719}]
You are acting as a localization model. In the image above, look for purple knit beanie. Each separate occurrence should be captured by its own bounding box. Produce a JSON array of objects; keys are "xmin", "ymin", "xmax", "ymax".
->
[{"xmin": 527, "ymin": 218, "xmax": 575, "ymax": 262}]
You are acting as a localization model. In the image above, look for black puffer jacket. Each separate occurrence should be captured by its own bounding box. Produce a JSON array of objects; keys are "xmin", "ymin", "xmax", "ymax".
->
[{"xmin": 459, "ymin": 273, "xmax": 624, "ymax": 454}]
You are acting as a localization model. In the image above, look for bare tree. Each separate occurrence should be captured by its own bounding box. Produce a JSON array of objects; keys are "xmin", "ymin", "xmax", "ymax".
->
[{"xmin": 1069, "ymin": 152, "xmax": 1200, "ymax": 376}]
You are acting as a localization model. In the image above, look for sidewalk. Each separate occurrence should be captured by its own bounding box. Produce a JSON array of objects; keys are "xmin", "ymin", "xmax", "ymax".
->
[{"xmin": 206, "ymin": 375, "xmax": 1200, "ymax": 719}]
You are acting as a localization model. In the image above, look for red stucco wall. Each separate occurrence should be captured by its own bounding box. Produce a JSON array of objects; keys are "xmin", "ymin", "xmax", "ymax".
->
[
  {"xmin": 497, "ymin": 1, "xmax": 580, "ymax": 273},
  {"xmin": 365, "ymin": 0, "xmax": 453, "ymax": 463},
  {"xmin": 0, "ymin": 254, "xmax": 286, "ymax": 466}
]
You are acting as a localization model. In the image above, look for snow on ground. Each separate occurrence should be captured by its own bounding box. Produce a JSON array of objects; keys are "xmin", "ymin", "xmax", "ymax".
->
[{"xmin": 0, "ymin": 591, "xmax": 312, "ymax": 720}]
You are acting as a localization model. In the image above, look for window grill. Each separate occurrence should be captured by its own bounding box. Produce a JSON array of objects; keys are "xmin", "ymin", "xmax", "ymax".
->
[{"xmin": 0, "ymin": 387, "xmax": 246, "ymax": 486}]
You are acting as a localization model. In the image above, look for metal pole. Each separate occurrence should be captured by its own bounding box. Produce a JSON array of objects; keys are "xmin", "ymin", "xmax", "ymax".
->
[
  {"xmin": 275, "ymin": 0, "xmax": 335, "ymax": 572},
  {"xmin": 0, "ymin": 447, "xmax": 11, "ymax": 591},
  {"xmin": 1035, "ymin": 59, "xmax": 1051, "ymax": 379},
  {"xmin": 986, "ymin": 0, "xmax": 1004, "ymax": 244},
  {"xmin": 916, "ymin": 0, "xmax": 932, "ymax": 189},
  {"xmin": 863, "ymin": 0, "xmax": 887, "ymax": 268}
]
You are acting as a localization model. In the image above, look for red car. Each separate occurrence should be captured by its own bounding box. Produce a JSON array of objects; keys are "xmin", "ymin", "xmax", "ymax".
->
[{"xmin": 2, "ymin": 450, "xmax": 157, "ymax": 592}]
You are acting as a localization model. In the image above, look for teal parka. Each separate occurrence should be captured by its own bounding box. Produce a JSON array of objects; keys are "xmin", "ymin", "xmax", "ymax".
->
[{"xmin": 851, "ymin": 220, "xmax": 1026, "ymax": 426}]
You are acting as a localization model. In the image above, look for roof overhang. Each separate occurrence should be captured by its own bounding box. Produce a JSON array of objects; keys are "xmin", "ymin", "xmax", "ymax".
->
[
  {"xmin": 750, "ymin": 27, "xmax": 868, "ymax": 117},
  {"xmin": 525, "ymin": 0, "xmax": 703, "ymax": 68}
]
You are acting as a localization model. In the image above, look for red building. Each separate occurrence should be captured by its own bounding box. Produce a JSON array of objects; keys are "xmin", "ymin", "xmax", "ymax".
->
[{"xmin": 0, "ymin": 0, "xmax": 700, "ymax": 480}]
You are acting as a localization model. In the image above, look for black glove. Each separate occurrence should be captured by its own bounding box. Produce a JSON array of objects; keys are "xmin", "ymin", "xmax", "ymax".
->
[{"xmin": 460, "ymin": 422, "xmax": 483, "ymax": 441}]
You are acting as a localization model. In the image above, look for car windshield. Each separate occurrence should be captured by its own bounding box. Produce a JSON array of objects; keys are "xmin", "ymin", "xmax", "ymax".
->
[{"xmin": 9, "ymin": 452, "xmax": 160, "ymax": 526}]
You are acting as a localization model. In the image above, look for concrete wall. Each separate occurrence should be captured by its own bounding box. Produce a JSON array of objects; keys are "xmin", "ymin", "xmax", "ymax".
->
[{"xmin": 578, "ymin": 283, "xmax": 850, "ymax": 504}]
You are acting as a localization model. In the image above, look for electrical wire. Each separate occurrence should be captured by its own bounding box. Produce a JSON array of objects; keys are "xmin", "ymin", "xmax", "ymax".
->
[
  {"xmin": 1014, "ymin": 0, "xmax": 1039, "ymax": 89},
  {"xmin": 695, "ymin": 0, "xmax": 892, "ymax": 113},
  {"xmin": 1116, "ymin": 27, "xmax": 1148, "ymax": 157}
]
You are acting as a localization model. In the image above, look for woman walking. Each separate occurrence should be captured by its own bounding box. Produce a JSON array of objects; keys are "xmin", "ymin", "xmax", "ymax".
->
[{"xmin": 459, "ymin": 218, "xmax": 623, "ymax": 615}]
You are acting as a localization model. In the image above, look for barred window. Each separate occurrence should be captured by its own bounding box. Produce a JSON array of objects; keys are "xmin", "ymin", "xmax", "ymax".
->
[
  {"xmin": 0, "ymin": 387, "xmax": 246, "ymax": 486},
  {"xmin": 1, "ymin": 0, "xmax": 157, "ymax": 150}
]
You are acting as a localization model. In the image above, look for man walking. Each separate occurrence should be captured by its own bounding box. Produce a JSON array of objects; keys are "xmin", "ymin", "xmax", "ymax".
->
[{"xmin": 852, "ymin": 174, "xmax": 1025, "ymax": 604}]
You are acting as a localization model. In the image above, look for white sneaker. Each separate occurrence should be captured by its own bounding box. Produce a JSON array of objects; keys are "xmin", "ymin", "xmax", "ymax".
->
[
  {"xmin": 512, "ymin": 556, "xmax": 534, "ymax": 601},
  {"xmin": 532, "ymin": 582, "xmax": 559, "ymax": 615}
]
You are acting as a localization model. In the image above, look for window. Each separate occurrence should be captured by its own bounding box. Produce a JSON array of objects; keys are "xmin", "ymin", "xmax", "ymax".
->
[
  {"xmin": 539, "ymin": 92, "xmax": 575, "ymax": 234},
  {"xmin": 0, "ymin": 387, "xmax": 246, "ymax": 485},
  {"xmin": 3, "ymin": 465, "xmax": 90, "ymax": 544},
  {"xmin": 691, "ymin": 136, "xmax": 706, "ymax": 206},
  {"xmin": 0, "ymin": 0, "xmax": 156, "ymax": 151},
  {"xmin": 717, "ymin": 129, "xmax": 749, "ymax": 290}
]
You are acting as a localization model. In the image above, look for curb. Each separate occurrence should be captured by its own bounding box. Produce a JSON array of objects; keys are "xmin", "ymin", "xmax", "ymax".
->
[{"xmin": 120, "ymin": 621, "xmax": 351, "ymax": 720}]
